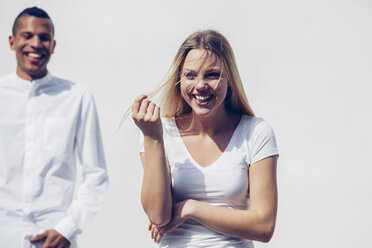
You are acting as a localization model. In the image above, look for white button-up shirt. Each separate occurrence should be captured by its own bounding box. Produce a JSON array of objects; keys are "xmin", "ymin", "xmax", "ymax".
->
[{"xmin": 0, "ymin": 73, "xmax": 108, "ymax": 248}]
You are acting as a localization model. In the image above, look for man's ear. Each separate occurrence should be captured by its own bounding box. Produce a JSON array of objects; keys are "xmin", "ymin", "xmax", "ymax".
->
[
  {"xmin": 52, "ymin": 40, "xmax": 56, "ymax": 54},
  {"xmin": 9, "ymin": 35, "xmax": 15, "ymax": 51}
]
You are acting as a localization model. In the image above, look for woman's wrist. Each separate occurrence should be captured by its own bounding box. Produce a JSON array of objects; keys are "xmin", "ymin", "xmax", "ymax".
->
[
  {"xmin": 182, "ymin": 199, "xmax": 197, "ymax": 220},
  {"xmin": 144, "ymin": 133, "xmax": 164, "ymax": 143}
]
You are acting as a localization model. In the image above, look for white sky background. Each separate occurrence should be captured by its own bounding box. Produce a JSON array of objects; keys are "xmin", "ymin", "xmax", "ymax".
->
[{"xmin": 1, "ymin": 0, "xmax": 372, "ymax": 247}]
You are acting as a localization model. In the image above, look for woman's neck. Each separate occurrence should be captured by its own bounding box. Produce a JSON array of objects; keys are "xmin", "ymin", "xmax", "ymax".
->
[{"xmin": 177, "ymin": 108, "xmax": 241, "ymax": 137}]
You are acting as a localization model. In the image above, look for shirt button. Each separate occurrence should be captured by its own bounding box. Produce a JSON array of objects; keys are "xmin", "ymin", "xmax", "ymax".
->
[{"xmin": 23, "ymin": 205, "xmax": 32, "ymax": 215}]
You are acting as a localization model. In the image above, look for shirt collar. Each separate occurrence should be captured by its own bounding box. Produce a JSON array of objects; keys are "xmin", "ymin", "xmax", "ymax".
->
[{"xmin": 13, "ymin": 72, "xmax": 53, "ymax": 90}]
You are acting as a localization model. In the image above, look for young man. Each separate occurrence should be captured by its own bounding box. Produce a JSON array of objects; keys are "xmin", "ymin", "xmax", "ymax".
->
[{"xmin": 0, "ymin": 7, "xmax": 108, "ymax": 248}]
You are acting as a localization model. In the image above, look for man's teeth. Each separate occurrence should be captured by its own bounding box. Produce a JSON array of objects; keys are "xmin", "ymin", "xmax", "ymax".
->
[
  {"xmin": 28, "ymin": 53, "xmax": 42, "ymax": 58},
  {"xmin": 195, "ymin": 95, "xmax": 212, "ymax": 101}
]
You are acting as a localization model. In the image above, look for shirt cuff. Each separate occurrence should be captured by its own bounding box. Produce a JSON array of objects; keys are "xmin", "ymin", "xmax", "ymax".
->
[{"xmin": 54, "ymin": 216, "xmax": 80, "ymax": 242}]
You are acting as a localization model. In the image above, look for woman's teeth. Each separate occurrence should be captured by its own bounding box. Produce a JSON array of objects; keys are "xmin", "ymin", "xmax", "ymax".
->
[{"xmin": 194, "ymin": 95, "xmax": 213, "ymax": 101}]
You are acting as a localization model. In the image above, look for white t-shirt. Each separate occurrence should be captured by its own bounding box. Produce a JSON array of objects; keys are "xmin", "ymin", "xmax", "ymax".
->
[{"xmin": 140, "ymin": 115, "xmax": 278, "ymax": 248}]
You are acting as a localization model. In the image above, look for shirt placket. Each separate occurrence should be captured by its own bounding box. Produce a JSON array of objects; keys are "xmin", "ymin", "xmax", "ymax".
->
[{"xmin": 23, "ymin": 86, "xmax": 37, "ymax": 219}]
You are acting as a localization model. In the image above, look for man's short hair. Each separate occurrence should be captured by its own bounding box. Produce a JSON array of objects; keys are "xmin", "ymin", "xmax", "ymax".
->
[{"xmin": 12, "ymin": 6, "xmax": 54, "ymax": 36}]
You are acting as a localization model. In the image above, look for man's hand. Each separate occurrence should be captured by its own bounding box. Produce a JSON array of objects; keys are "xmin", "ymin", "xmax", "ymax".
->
[{"xmin": 29, "ymin": 229, "xmax": 70, "ymax": 248}]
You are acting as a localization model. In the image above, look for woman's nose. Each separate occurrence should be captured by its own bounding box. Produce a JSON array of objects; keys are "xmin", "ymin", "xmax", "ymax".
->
[{"xmin": 195, "ymin": 77, "xmax": 208, "ymax": 89}]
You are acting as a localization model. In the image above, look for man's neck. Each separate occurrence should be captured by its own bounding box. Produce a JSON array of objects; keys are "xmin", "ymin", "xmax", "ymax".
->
[{"xmin": 16, "ymin": 68, "xmax": 48, "ymax": 82}]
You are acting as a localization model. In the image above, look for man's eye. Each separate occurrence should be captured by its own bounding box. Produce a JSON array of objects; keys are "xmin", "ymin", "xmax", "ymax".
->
[
  {"xmin": 39, "ymin": 35, "xmax": 51, "ymax": 42},
  {"xmin": 21, "ymin": 33, "xmax": 33, "ymax": 39}
]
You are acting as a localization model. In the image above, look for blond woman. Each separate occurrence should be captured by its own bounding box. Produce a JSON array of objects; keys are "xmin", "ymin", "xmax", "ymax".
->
[{"xmin": 132, "ymin": 30, "xmax": 279, "ymax": 248}]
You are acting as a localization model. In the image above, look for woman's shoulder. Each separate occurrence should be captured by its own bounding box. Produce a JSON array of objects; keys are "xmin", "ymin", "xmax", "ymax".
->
[
  {"xmin": 160, "ymin": 116, "xmax": 176, "ymax": 127},
  {"xmin": 239, "ymin": 116, "xmax": 278, "ymax": 163},
  {"xmin": 160, "ymin": 116, "xmax": 179, "ymax": 136},
  {"xmin": 239, "ymin": 115, "xmax": 275, "ymax": 138}
]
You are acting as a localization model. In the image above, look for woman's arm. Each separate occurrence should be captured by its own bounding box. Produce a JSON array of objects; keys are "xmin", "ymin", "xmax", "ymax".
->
[
  {"xmin": 153, "ymin": 156, "xmax": 278, "ymax": 243},
  {"xmin": 132, "ymin": 95, "xmax": 172, "ymax": 226}
]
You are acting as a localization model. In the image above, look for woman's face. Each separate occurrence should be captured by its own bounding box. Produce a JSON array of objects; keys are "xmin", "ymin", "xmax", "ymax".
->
[{"xmin": 180, "ymin": 49, "xmax": 228, "ymax": 117}]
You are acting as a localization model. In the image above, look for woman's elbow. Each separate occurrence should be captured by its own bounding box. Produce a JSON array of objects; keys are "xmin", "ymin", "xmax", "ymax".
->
[
  {"xmin": 256, "ymin": 222, "xmax": 275, "ymax": 243},
  {"xmin": 148, "ymin": 214, "xmax": 171, "ymax": 226},
  {"xmin": 145, "ymin": 207, "xmax": 171, "ymax": 226},
  {"xmin": 141, "ymin": 198, "xmax": 172, "ymax": 226}
]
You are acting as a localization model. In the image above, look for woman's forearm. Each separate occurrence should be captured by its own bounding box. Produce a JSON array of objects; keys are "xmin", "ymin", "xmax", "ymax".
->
[
  {"xmin": 132, "ymin": 95, "xmax": 173, "ymax": 226},
  {"xmin": 141, "ymin": 136, "xmax": 172, "ymax": 226},
  {"xmin": 185, "ymin": 199, "xmax": 277, "ymax": 242}
]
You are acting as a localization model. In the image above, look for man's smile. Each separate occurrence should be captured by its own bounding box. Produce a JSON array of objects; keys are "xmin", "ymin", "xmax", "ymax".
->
[{"xmin": 26, "ymin": 52, "xmax": 43, "ymax": 59}]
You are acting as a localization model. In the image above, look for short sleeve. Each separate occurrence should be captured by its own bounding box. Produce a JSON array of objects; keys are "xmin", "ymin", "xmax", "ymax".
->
[
  {"xmin": 139, "ymin": 131, "xmax": 144, "ymax": 153},
  {"xmin": 250, "ymin": 120, "xmax": 279, "ymax": 164}
]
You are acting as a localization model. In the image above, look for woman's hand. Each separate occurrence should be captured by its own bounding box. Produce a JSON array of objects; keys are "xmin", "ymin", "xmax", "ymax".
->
[
  {"xmin": 149, "ymin": 200, "xmax": 194, "ymax": 243},
  {"xmin": 132, "ymin": 95, "xmax": 162, "ymax": 139}
]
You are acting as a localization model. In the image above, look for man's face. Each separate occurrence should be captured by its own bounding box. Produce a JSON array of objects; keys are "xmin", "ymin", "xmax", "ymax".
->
[{"xmin": 9, "ymin": 15, "xmax": 56, "ymax": 80}]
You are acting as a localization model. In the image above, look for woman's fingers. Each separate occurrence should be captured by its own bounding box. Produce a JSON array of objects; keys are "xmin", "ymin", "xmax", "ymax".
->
[
  {"xmin": 138, "ymin": 99, "xmax": 150, "ymax": 117},
  {"xmin": 150, "ymin": 224, "xmax": 160, "ymax": 242},
  {"xmin": 132, "ymin": 94, "xmax": 147, "ymax": 117},
  {"xmin": 132, "ymin": 95, "xmax": 159, "ymax": 121},
  {"xmin": 148, "ymin": 222, "xmax": 152, "ymax": 231},
  {"xmin": 132, "ymin": 95, "xmax": 163, "ymax": 138},
  {"xmin": 155, "ymin": 229, "xmax": 162, "ymax": 243},
  {"xmin": 149, "ymin": 224, "xmax": 164, "ymax": 243},
  {"xmin": 145, "ymin": 102, "xmax": 156, "ymax": 120},
  {"xmin": 154, "ymin": 105, "xmax": 160, "ymax": 119},
  {"xmin": 150, "ymin": 224, "xmax": 156, "ymax": 240}
]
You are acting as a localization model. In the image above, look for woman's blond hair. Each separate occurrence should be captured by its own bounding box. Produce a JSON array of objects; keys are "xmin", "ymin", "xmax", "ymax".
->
[{"xmin": 152, "ymin": 29, "xmax": 254, "ymax": 117}]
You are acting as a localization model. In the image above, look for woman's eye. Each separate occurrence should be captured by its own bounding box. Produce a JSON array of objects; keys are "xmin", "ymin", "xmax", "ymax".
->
[
  {"xmin": 206, "ymin": 72, "xmax": 221, "ymax": 79},
  {"xmin": 184, "ymin": 73, "xmax": 196, "ymax": 79}
]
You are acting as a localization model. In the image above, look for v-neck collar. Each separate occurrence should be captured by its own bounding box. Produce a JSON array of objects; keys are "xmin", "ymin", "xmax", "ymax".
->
[{"xmin": 170, "ymin": 116, "xmax": 244, "ymax": 170}]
